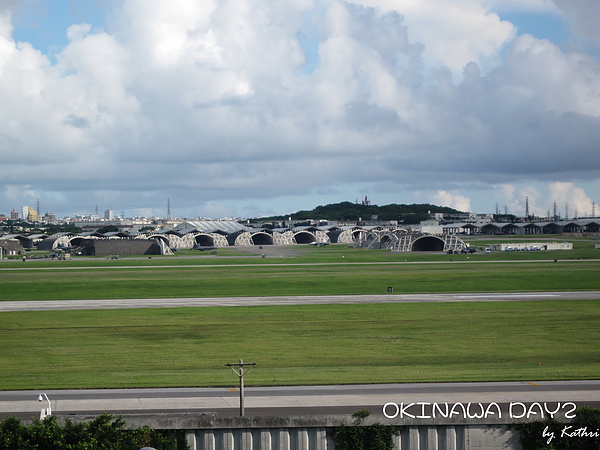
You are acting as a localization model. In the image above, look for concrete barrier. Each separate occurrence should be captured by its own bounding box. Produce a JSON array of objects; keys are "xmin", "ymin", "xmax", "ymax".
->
[
  {"xmin": 186, "ymin": 424, "xmax": 518, "ymax": 450},
  {"xmin": 57, "ymin": 413, "xmax": 529, "ymax": 450}
]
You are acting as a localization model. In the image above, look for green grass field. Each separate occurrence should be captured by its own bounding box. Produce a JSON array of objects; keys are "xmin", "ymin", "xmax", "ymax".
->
[
  {"xmin": 0, "ymin": 261, "xmax": 598, "ymax": 300},
  {"xmin": 1, "ymin": 300, "xmax": 598, "ymax": 389},
  {"xmin": 1, "ymin": 240, "xmax": 599, "ymax": 300},
  {"xmin": 0, "ymin": 240, "xmax": 598, "ymax": 389}
]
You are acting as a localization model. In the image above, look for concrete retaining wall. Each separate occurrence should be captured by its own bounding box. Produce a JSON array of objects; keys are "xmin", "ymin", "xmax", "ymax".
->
[
  {"xmin": 190, "ymin": 427, "xmax": 333, "ymax": 450},
  {"xmin": 61, "ymin": 413, "xmax": 525, "ymax": 450},
  {"xmin": 186, "ymin": 425, "xmax": 519, "ymax": 450}
]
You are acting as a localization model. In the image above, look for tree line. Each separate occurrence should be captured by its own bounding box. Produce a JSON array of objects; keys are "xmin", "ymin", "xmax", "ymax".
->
[{"xmin": 254, "ymin": 201, "xmax": 464, "ymax": 225}]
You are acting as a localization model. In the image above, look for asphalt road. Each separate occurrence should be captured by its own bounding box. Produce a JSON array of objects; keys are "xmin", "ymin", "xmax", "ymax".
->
[
  {"xmin": 1, "ymin": 291, "xmax": 599, "ymax": 311},
  {"xmin": 2, "ymin": 381, "xmax": 599, "ymax": 420}
]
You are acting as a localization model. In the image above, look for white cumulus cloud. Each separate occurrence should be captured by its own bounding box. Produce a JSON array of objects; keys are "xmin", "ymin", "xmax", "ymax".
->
[
  {"xmin": 432, "ymin": 191, "xmax": 472, "ymax": 212},
  {"xmin": 0, "ymin": 0, "xmax": 598, "ymax": 218}
]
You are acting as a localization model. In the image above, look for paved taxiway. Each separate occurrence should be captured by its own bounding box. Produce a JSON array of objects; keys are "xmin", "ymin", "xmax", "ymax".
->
[{"xmin": 1, "ymin": 291, "xmax": 599, "ymax": 311}]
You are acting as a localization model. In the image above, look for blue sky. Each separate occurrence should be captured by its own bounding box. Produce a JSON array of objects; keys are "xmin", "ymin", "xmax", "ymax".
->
[
  {"xmin": 11, "ymin": 1, "xmax": 112, "ymax": 56},
  {"xmin": 499, "ymin": 11, "xmax": 568, "ymax": 44},
  {"xmin": 1, "ymin": 0, "xmax": 599, "ymax": 220}
]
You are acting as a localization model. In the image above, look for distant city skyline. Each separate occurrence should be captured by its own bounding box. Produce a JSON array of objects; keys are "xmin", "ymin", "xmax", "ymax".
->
[
  {"xmin": 1, "ymin": 1, "xmax": 599, "ymax": 220},
  {"xmin": 3, "ymin": 196, "xmax": 598, "ymax": 222}
]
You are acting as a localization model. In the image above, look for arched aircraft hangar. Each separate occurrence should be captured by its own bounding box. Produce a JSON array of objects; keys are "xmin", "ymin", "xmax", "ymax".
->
[
  {"xmin": 411, "ymin": 235, "xmax": 446, "ymax": 252},
  {"xmin": 293, "ymin": 232, "xmax": 315, "ymax": 244},
  {"xmin": 35, "ymin": 221, "xmax": 467, "ymax": 254},
  {"xmin": 250, "ymin": 232, "xmax": 274, "ymax": 246},
  {"xmin": 354, "ymin": 230, "xmax": 467, "ymax": 253},
  {"xmin": 193, "ymin": 233, "xmax": 215, "ymax": 247}
]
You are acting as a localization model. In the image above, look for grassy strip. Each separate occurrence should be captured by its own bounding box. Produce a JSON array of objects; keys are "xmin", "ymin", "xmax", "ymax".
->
[
  {"xmin": 0, "ymin": 261, "xmax": 598, "ymax": 300},
  {"xmin": 0, "ymin": 300, "xmax": 597, "ymax": 389}
]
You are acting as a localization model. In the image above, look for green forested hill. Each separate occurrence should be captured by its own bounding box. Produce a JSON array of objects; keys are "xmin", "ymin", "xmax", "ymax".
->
[{"xmin": 255, "ymin": 202, "xmax": 464, "ymax": 225}]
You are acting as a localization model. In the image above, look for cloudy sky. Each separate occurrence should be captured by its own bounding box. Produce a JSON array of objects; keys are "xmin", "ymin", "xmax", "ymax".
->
[{"xmin": 1, "ymin": 0, "xmax": 599, "ymax": 220}]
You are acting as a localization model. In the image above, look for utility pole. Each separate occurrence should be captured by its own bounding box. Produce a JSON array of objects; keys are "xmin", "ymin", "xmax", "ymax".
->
[{"xmin": 225, "ymin": 359, "xmax": 256, "ymax": 416}]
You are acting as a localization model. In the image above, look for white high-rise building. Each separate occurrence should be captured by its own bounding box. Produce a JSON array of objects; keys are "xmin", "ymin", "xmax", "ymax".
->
[{"xmin": 104, "ymin": 209, "xmax": 114, "ymax": 220}]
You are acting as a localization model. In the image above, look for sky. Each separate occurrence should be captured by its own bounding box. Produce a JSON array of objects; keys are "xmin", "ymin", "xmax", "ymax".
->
[{"xmin": 1, "ymin": 0, "xmax": 599, "ymax": 220}]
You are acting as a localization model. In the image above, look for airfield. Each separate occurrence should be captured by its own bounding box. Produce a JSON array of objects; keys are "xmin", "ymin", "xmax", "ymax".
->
[{"xmin": 0, "ymin": 240, "xmax": 599, "ymax": 422}]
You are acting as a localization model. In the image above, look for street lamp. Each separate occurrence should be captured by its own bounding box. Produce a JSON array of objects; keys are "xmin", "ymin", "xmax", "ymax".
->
[{"xmin": 37, "ymin": 393, "xmax": 51, "ymax": 419}]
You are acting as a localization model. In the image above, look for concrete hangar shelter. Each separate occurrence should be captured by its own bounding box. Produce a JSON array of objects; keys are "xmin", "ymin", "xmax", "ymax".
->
[
  {"xmin": 148, "ymin": 221, "xmax": 350, "ymax": 249},
  {"xmin": 152, "ymin": 221, "xmax": 467, "ymax": 253},
  {"xmin": 36, "ymin": 221, "xmax": 467, "ymax": 255}
]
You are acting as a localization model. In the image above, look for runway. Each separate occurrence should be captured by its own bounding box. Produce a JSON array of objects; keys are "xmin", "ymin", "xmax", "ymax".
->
[
  {"xmin": 2, "ymin": 292, "xmax": 598, "ymax": 421},
  {"xmin": 2, "ymin": 381, "xmax": 599, "ymax": 420},
  {"xmin": 1, "ymin": 291, "xmax": 599, "ymax": 311}
]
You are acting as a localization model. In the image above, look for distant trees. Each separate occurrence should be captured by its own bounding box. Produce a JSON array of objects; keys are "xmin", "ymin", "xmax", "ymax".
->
[
  {"xmin": 252, "ymin": 202, "xmax": 464, "ymax": 225},
  {"xmin": 1, "ymin": 221, "xmax": 83, "ymax": 235}
]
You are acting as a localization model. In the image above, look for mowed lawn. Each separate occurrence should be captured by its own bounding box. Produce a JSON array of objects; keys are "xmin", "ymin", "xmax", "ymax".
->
[
  {"xmin": 1, "ymin": 245, "xmax": 598, "ymax": 390},
  {"xmin": 0, "ymin": 260, "xmax": 599, "ymax": 300},
  {"xmin": 0, "ymin": 300, "xmax": 598, "ymax": 389}
]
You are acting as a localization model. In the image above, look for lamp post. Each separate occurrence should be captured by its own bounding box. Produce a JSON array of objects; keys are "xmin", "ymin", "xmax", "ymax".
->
[
  {"xmin": 225, "ymin": 359, "xmax": 256, "ymax": 416},
  {"xmin": 38, "ymin": 393, "xmax": 51, "ymax": 419}
]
